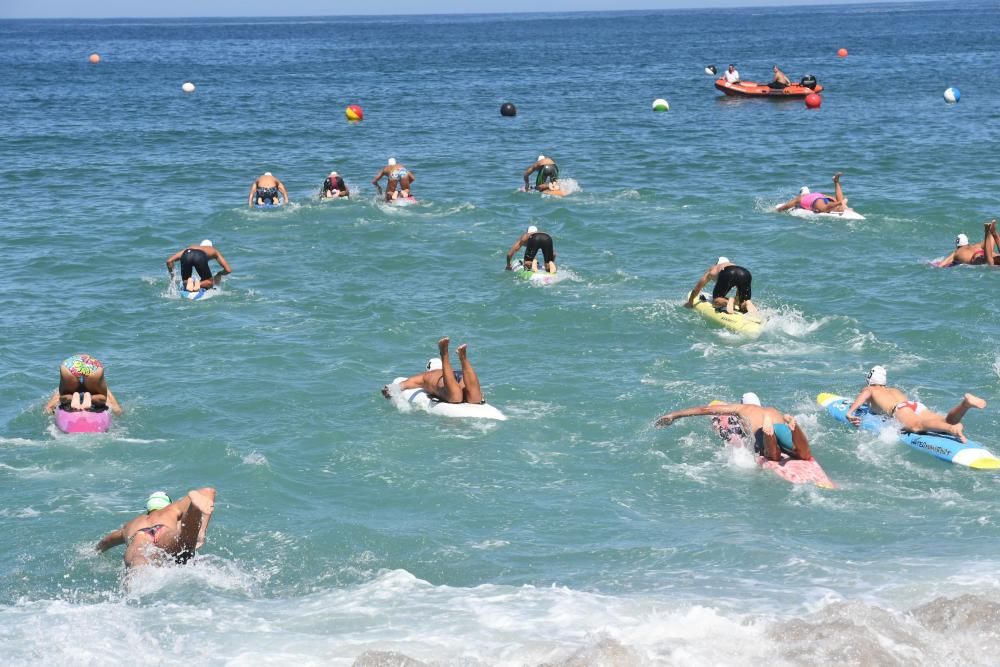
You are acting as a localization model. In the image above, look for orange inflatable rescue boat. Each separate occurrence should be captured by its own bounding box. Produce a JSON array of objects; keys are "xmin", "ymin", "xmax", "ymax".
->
[{"xmin": 715, "ymin": 75, "xmax": 822, "ymax": 99}]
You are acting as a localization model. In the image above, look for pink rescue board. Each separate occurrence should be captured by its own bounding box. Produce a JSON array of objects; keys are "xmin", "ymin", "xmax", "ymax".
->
[
  {"xmin": 55, "ymin": 407, "xmax": 112, "ymax": 434},
  {"xmin": 711, "ymin": 412, "xmax": 836, "ymax": 489}
]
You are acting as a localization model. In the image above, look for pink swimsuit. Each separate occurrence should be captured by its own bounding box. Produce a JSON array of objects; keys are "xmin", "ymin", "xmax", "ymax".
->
[{"xmin": 798, "ymin": 192, "xmax": 830, "ymax": 211}]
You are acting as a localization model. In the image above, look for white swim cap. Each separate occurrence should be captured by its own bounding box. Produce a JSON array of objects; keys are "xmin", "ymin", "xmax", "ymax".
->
[
  {"xmin": 527, "ymin": 225, "xmax": 538, "ymax": 234},
  {"xmin": 264, "ymin": 172, "xmax": 272, "ymax": 176},
  {"xmin": 146, "ymin": 491, "xmax": 171, "ymax": 513},
  {"xmin": 867, "ymin": 365, "xmax": 887, "ymax": 386},
  {"xmin": 538, "ymin": 155, "xmax": 545, "ymax": 161},
  {"xmin": 741, "ymin": 392, "xmax": 761, "ymax": 406},
  {"xmin": 200, "ymin": 239, "xmax": 213, "ymax": 247},
  {"xmin": 388, "ymin": 158, "xmax": 397, "ymax": 166},
  {"xmin": 799, "ymin": 186, "xmax": 810, "ymax": 195},
  {"xmin": 426, "ymin": 358, "xmax": 442, "ymax": 371},
  {"xmin": 717, "ymin": 256, "xmax": 730, "ymax": 265},
  {"xmin": 956, "ymin": 233, "xmax": 969, "ymax": 247},
  {"xmin": 329, "ymin": 171, "xmax": 338, "ymax": 177}
]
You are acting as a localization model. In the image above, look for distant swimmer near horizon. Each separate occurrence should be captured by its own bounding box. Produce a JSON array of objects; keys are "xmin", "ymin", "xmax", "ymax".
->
[
  {"xmin": 44, "ymin": 354, "xmax": 122, "ymax": 415},
  {"xmin": 776, "ymin": 172, "xmax": 849, "ymax": 214},
  {"xmin": 846, "ymin": 365, "xmax": 985, "ymax": 443},
  {"xmin": 96, "ymin": 488, "xmax": 216, "ymax": 569},
  {"xmin": 685, "ymin": 257, "xmax": 757, "ymax": 315},
  {"xmin": 165, "ymin": 239, "xmax": 232, "ymax": 292},
  {"xmin": 248, "ymin": 172, "xmax": 290, "ymax": 207},
  {"xmin": 523, "ymin": 155, "xmax": 560, "ymax": 193},
  {"xmin": 656, "ymin": 392, "xmax": 814, "ymax": 463},
  {"xmin": 936, "ymin": 220, "xmax": 1000, "ymax": 267},
  {"xmin": 382, "ymin": 337, "xmax": 485, "ymax": 405},
  {"xmin": 506, "ymin": 225, "xmax": 557, "ymax": 274},
  {"xmin": 372, "ymin": 158, "xmax": 414, "ymax": 201}
]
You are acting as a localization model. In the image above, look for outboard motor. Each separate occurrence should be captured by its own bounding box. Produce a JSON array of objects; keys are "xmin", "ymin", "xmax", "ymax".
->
[{"xmin": 800, "ymin": 74, "xmax": 818, "ymax": 90}]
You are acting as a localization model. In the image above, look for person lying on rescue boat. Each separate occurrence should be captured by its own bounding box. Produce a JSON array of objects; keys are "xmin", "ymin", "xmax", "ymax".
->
[{"xmin": 775, "ymin": 172, "xmax": 849, "ymax": 214}]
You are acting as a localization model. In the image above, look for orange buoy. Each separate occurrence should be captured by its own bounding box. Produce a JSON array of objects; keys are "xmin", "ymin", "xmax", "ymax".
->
[
  {"xmin": 805, "ymin": 93, "xmax": 822, "ymax": 109},
  {"xmin": 837, "ymin": 48, "xmax": 848, "ymax": 58},
  {"xmin": 88, "ymin": 53, "xmax": 101, "ymax": 64}
]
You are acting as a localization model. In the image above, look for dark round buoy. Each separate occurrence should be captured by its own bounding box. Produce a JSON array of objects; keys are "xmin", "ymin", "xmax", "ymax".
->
[{"xmin": 500, "ymin": 102, "xmax": 517, "ymax": 117}]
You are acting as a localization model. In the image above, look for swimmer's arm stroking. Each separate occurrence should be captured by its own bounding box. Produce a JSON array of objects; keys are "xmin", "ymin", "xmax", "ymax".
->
[
  {"xmin": 655, "ymin": 403, "xmax": 741, "ymax": 427},
  {"xmin": 43, "ymin": 389, "xmax": 60, "ymax": 414},
  {"xmin": 686, "ymin": 270, "xmax": 712, "ymax": 307},
  {"xmin": 96, "ymin": 528, "xmax": 125, "ymax": 552},
  {"xmin": 846, "ymin": 387, "xmax": 871, "ymax": 426},
  {"xmin": 106, "ymin": 389, "xmax": 123, "ymax": 415}
]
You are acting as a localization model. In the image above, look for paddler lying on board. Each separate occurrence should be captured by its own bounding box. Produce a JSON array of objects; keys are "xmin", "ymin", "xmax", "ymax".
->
[
  {"xmin": 775, "ymin": 172, "xmax": 849, "ymax": 214},
  {"xmin": 44, "ymin": 354, "xmax": 122, "ymax": 415},
  {"xmin": 372, "ymin": 157, "xmax": 415, "ymax": 202},
  {"xmin": 321, "ymin": 170, "xmax": 349, "ymax": 199},
  {"xmin": 96, "ymin": 488, "xmax": 215, "ymax": 569},
  {"xmin": 684, "ymin": 257, "xmax": 758, "ymax": 315},
  {"xmin": 382, "ymin": 337, "xmax": 485, "ymax": 405},
  {"xmin": 506, "ymin": 225, "xmax": 557, "ymax": 274},
  {"xmin": 523, "ymin": 155, "xmax": 560, "ymax": 193},
  {"xmin": 655, "ymin": 392, "xmax": 814, "ymax": 462},
  {"xmin": 248, "ymin": 171, "xmax": 290, "ymax": 207},
  {"xmin": 165, "ymin": 239, "xmax": 232, "ymax": 292},
  {"xmin": 846, "ymin": 365, "xmax": 985, "ymax": 443},
  {"xmin": 936, "ymin": 220, "xmax": 1000, "ymax": 267}
]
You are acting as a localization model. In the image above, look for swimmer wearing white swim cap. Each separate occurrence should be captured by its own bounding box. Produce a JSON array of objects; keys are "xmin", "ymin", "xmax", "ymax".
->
[
  {"xmin": 165, "ymin": 241, "xmax": 233, "ymax": 293},
  {"xmin": 524, "ymin": 155, "xmax": 560, "ymax": 193},
  {"xmin": 655, "ymin": 395, "xmax": 814, "ymax": 463},
  {"xmin": 936, "ymin": 219, "xmax": 999, "ymax": 267},
  {"xmin": 249, "ymin": 172, "xmax": 290, "ymax": 208},
  {"xmin": 845, "ymin": 365, "xmax": 985, "ymax": 442},
  {"xmin": 506, "ymin": 224, "xmax": 556, "ymax": 274},
  {"xmin": 776, "ymin": 172, "xmax": 849, "ymax": 215},
  {"xmin": 381, "ymin": 337, "xmax": 485, "ymax": 406},
  {"xmin": 373, "ymin": 158, "xmax": 414, "ymax": 202},
  {"xmin": 322, "ymin": 170, "xmax": 349, "ymax": 199},
  {"xmin": 685, "ymin": 256, "xmax": 757, "ymax": 316}
]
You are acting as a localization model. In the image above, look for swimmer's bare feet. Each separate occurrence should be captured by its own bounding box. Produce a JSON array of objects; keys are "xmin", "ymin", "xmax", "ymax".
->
[
  {"xmin": 457, "ymin": 343, "xmax": 468, "ymax": 361},
  {"xmin": 438, "ymin": 337, "xmax": 450, "ymax": 357},
  {"xmin": 963, "ymin": 393, "xmax": 987, "ymax": 410},
  {"xmin": 70, "ymin": 392, "xmax": 83, "ymax": 410},
  {"xmin": 832, "ymin": 172, "xmax": 843, "ymax": 183},
  {"xmin": 185, "ymin": 277, "xmax": 197, "ymax": 291},
  {"xmin": 188, "ymin": 489, "xmax": 215, "ymax": 516},
  {"xmin": 81, "ymin": 392, "xmax": 92, "ymax": 410}
]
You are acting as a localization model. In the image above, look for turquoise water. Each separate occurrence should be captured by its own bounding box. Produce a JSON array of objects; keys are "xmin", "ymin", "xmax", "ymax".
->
[{"xmin": 3, "ymin": 3, "xmax": 1000, "ymax": 664}]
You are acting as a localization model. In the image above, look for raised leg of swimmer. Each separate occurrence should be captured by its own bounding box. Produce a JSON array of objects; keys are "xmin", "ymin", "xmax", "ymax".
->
[
  {"xmin": 788, "ymin": 419, "xmax": 813, "ymax": 460},
  {"xmin": 176, "ymin": 488, "xmax": 215, "ymax": 560},
  {"xmin": 437, "ymin": 337, "xmax": 464, "ymax": 403},
  {"xmin": 456, "ymin": 343, "xmax": 483, "ymax": 404},
  {"xmin": 761, "ymin": 414, "xmax": 780, "ymax": 462},
  {"xmin": 945, "ymin": 393, "xmax": 986, "ymax": 424},
  {"xmin": 832, "ymin": 172, "xmax": 844, "ymax": 203},
  {"xmin": 986, "ymin": 220, "xmax": 999, "ymax": 266}
]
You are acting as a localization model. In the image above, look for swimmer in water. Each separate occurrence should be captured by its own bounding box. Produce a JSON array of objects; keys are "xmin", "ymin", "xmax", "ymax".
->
[
  {"xmin": 321, "ymin": 171, "xmax": 349, "ymax": 199},
  {"xmin": 523, "ymin": 155, "xmax": 560, "ymax": 193},
  {"xmin": 372, "ymin": 158, "xmax": 414, "ymax": 201},
  {"xmin": 846, "ymin": 365, "xmax": 986, "ymax": 443},
  {"xmin": 248, "ymin": 172, "xmax": 290, "ymax": 207},
  {"xmin": 936, "ymin": 220, "xmax": 1000, "ymax": 267},
  {"xmin": 684, "ymin": 257, "xmax": 757, "ymax": 315},
  {"xmin": 44, "ymin": 354, "xmax": 122, "ymax": 414},
  {"xmin": 96, "ymin": 488, "xmax": 216, "ymax": 569},
  {"xmin": 775, "ymin": 172, "xmax": 849, "ymax": 214},
  {"xmin": 655, "ymin": 392, "xmax": 813, "ymax": 462},
  {"xmin": 165, "ymin": 239, "xmax": 233, "ymax": 292},
  {"xmin": 382, "ymin": 337, "xmax": 485, "ymax": 405},
  {"xmin": 506, "ymin": 225, "xmax": 557, "ymax": 274}
]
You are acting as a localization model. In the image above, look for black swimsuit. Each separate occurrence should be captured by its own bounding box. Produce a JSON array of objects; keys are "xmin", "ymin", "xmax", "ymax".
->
[
  {"xmin": 712, "ymin": 265, "xmax": 752, "ymax": 302},
  {"xmin": 523, "ymin": 232, "xmax": 555, "ymax": 266},
  {"xmin": 180, "ymin": 248, "xmax": 212, "ymax": 282}
]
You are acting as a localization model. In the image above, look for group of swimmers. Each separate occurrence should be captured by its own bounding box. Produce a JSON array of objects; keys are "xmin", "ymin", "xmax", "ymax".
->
[{"xmin": 246, "ymin": 155, "xmax": 564, "ymax": 207}]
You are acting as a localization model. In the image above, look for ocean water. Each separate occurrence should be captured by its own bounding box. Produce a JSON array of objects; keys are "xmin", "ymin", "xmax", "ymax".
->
[{"xmin": 3, "ymin": 3, "xmax": 1000, "ymax": 664}]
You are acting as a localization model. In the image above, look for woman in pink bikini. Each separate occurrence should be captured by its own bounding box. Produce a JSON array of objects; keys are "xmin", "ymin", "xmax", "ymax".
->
[{"xmin": 776, "ymin": 172, "xmax": 848, "ymax": 214}]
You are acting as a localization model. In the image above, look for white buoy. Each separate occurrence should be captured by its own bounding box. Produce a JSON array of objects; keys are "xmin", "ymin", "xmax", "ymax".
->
[
  {"xmin": 943, "ymin": 87, "xmax": 960, "ymax": 104},
  {"xmin": 652, "ymin": 98, "xmax": 669, "ymax": 112},
  {"xmin": 182, "ymin": 81, "xmax": 196, "ymax": 93}
]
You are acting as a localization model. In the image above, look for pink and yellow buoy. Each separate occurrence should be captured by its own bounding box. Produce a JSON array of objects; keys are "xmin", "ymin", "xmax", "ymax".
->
[{"xmin": 345, "ymin": 105, "xmax": 364, "ymax": 122}]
